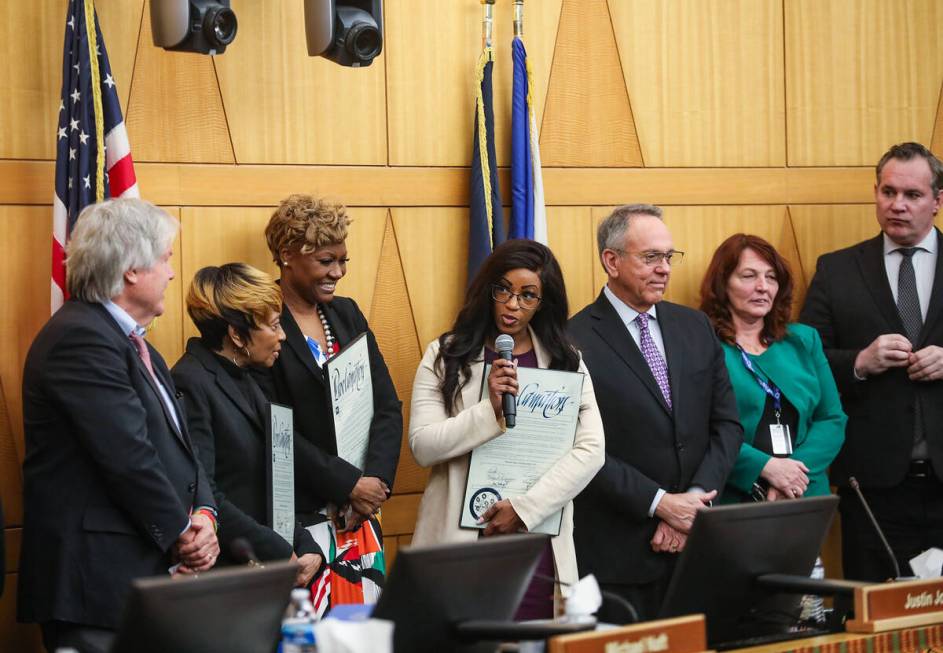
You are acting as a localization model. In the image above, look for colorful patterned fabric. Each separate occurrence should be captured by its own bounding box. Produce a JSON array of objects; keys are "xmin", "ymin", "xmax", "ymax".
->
[{"xmin": 306, "ymin": 510, "xmax": 385, "ymax": 618}]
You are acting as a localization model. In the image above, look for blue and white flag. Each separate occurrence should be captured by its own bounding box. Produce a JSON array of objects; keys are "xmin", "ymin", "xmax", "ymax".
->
[{"xmin": 509, "ymin": 36, "xmax": 546, "ymax": 243}]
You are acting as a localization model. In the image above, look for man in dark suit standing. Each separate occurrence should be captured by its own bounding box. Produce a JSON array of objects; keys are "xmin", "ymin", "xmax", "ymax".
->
[
  {"xmin": 569, "ymin": 204, "xmax": 742, "ymax": 621},
  {"xmin": 18, "ymin": 198, "xmax": 220, "ymax": 653},
  {"xmin": 801, "ymin": 142, "xmax": 943, "ymax": 582}
]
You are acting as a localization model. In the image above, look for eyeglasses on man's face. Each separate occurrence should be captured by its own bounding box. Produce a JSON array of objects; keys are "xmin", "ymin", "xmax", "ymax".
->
[
  {"xmin": 491, "ymin": 284, "xmax": 541, "ymax": 310},
  {"xmin": 612, "ymin": 249, "xmax": 684, "ymax": 266}
]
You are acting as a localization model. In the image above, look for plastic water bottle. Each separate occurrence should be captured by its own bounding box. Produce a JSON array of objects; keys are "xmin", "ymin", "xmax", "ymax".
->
[
  {"xmin": 280, "ymin": 588, "xmax": 317, "ymax": 653},
  {"xmin": 798, "ymin": 557, "xmax": 826, "ymax": 625}
]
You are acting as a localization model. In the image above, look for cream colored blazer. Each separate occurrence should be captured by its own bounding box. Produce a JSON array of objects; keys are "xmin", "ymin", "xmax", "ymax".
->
[{"xmin": 408, "ymin": 329, "xmax": 605, "ymax": 588}]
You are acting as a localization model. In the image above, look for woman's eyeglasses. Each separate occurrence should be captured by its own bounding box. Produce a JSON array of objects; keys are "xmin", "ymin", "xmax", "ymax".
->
[{"xmin": 491, "ymin": 284, "xmax": 541, "ymax": 310}]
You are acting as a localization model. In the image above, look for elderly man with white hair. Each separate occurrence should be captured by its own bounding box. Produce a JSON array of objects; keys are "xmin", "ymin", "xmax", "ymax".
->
[{"xmin": 18, "ymin": 198, "xmax": 219, "ymax": 653}]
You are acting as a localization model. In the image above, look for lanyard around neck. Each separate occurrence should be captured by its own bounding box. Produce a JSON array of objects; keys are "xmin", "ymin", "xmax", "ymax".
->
[{"xmin": 736, "ymin": 345, "xmax": 782, "ymax": 416}]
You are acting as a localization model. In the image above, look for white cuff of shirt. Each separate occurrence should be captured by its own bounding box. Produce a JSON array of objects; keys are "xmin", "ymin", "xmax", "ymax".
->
[{"xmin": 648, "ymin": 488, "xmax": 666, "ymax": 518}]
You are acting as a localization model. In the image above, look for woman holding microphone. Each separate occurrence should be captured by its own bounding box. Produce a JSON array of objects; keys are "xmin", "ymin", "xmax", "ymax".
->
[{"xmin": 409, "ymin": 239, "xmax": 605, "ymax": 618}]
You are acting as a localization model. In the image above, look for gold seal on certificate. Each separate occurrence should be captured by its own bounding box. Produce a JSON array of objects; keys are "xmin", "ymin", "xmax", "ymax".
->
[
  {"xmin": 460, "ymin": 366, "xmax": 585, "ymax": 536},
  {"xmin": 325, "ymin": 332, "xmax": 373, "ymax": 471},
  {"xmin": 266, "ymin": 402, "xmax": 295, "ymax": 544}
]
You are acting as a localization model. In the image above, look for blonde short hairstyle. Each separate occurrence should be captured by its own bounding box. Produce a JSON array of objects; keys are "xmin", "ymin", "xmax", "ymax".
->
[
  {"xmin": 186, "ymin": 263, "xmax": 281, "ymax": 349},
  {"xmin": 265, "ymin": 194, "xmax": 352, "ymax": 266}
]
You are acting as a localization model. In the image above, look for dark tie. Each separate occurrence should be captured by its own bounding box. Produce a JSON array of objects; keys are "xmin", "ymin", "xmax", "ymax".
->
[
  {"xmin": 635, "ymin": 313, "xmax": 672, "ymax": 409},
  {"xmin": 896, "ymin": 247, "xmax": 923, "ymax": 343},
  {"xmin": 895, "ymin": 247, "xmax": 927, "ymax": 456}
]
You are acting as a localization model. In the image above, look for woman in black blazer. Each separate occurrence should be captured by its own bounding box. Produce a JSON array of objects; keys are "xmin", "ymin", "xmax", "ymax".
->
[
  {"xmin": 258, "ymin": 195, "xmax": 401, "ymax": 609},
  {"xmin": 172, "ymin": 263, "xmax": 322, "ymax": 586}
]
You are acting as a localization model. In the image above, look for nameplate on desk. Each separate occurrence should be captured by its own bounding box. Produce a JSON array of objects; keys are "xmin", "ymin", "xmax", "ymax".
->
[
  {"xmin": 847, "ymin": 578, "xmax": 943, "ymax": 633},
  {"xmin": 547, "ymin": 614, "xmax": 707, "ymax": 653}
]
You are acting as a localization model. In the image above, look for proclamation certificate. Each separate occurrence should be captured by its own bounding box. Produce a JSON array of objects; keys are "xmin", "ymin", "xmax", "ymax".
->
[
  {"xmin": 326, "ymin": 332, "xmax": 373, "ymax": 471},
  {"xmin": 266, "ymin": 402, "xmax": 295, "ymax": 544},
  {"xmin": 460, "ymin": 366, "xmax": 585, "ymax": 536}
]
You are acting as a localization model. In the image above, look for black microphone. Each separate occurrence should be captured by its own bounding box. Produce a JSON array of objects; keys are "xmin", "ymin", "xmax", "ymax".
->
[
  {"xmin": 495, "ymin": 334, "xmax": 516, "ymax": 428},
  {"xmin": 848, "ymin": 476, "xmax": 902, "ymax": 579},
  {"xmin": 230, "ymin": 537, "xmax": 262, "ymax": 568}
]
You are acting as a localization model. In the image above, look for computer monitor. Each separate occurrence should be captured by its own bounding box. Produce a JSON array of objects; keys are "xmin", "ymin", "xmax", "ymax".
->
[
  {"xmin": 372, "ymin": 534, "xmax": 549, "ymax": 653},
  {"xmin": 658, "ymin": 495, "xmax": 839, "ymax": 648},
  {"xmin": 111, "ymin": 561, "xmax": 297, "ymax": 653}
]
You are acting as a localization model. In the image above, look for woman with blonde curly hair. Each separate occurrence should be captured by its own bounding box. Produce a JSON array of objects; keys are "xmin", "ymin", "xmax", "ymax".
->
[{"xmin": 257, "ymin": 194, "xmax": 402, "ymax": 612}]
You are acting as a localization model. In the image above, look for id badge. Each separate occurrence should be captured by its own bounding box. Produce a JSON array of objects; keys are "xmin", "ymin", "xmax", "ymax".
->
[{"xmin": 769, "ymin": 423, "xmax": 792, "ymax": 455}]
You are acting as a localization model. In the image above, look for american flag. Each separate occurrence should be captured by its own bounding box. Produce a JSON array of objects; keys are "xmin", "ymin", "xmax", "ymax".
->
[{"xmin": 53, "ymin": 0, "xmax": 138, "ymax": 312}]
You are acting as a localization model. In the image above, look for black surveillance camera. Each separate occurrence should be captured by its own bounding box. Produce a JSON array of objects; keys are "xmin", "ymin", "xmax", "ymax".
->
[
  {"xmin": 151, "ymin": 0, "xmax": 238, "ymax": 55},
  {"xmin": 305, "ymin": 0, "xmax": 383, "ymax": 68}
]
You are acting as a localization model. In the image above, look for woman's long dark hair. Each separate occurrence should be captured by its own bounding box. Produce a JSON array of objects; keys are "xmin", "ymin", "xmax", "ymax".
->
[{"xmin": 436, "ymin": 239, "xmax": 580, "ymax": 415}]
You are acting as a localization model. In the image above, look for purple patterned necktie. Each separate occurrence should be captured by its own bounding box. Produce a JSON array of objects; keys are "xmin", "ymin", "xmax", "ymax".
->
[{"xmin": 635, "ymin": 313, "xmax": 672, "ymax": 409}]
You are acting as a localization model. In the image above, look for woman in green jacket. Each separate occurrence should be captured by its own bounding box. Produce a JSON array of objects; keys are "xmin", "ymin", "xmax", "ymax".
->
[{"xmin": 699, "ymin": 234, "xmax": 847, "ymax": 504}]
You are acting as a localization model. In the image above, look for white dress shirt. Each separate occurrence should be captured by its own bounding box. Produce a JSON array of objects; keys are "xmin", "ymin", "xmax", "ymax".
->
[
  {"xmin": 102, "ymin": 300, "xmax": 182, "ymax": 433},
  {"xmin": 603, "ymin": 284, "xmax": 667, "ymax": 359},
  {"xmin": 883, "ymin": 229, "xmax": 938, "ymax": 322},
  {"xmin": 603, "ymin": 285, "xmax": 676, "ymax": 517}
]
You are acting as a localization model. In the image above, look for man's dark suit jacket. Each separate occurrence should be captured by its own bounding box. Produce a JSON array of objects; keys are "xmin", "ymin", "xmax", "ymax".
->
[
  {"xmin": 172, "ymin": 338, "xmax": 319, "ymax": 564},
  {"xmin": 18, "ymin": 301, "xmax": 213, "ymax": 629},
  {"xmin": 254, "ymin": 296, "xmax": 402, "ymax": 516},
  {"xmin": 569, "ymin": 292, "xmax": 742, "ymax": 585},
  {"xmin": 800, "ymin": 230, "xmax": 943, "ymax": 486}
]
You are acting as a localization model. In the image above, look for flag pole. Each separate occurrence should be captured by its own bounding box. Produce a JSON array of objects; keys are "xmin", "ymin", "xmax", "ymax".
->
[
  {"xmin": 482, "ymin": 0, "xmax": 495, "ymax": 49},
  {"xmin": 514, "ymin": 0, "xmax": 524, "ymax": 39}
]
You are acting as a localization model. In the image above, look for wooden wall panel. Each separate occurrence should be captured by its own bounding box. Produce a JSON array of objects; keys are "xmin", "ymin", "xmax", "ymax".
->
[
  {"xmin": 0, "ymin": 208, "xmax": 56, "ymax": 465},
  {"xmin": 786, "ymin": 0, "xmax": 943, "ymax": 166},
  {"xmin": 789, "ymin": 205, "xmax": 879, "ymax": 283},
  {"xmin": 126, "ymin": 1, "xmax": 234, "ymax": 164},
  {"xmin": 144, "ymin": 209, "xmax": 184, "ymax": 366},
  {"xmin": 1, "ymin": 161, "xmax": 887, "ymax": 208},
  {"xmin": 393, "ymin": 208, "xmax": 469, "ymax": 351},
  {"xmin": 178, "ymin": 205, "xmax": 387, "ymax": 345},
  {"xmin": 661, "ymin": 206, "xmax": 795, "ymax": 309},
  {"xmin": 93, "ymin": 0, "xmax": 144, "ymax": 115},
  {"xmin": 0, "ymin": 571, "xmax": 41, "ymax": 652},
  {"xmin": 0, "ymin": 378, "xmax": 23, "ymax": 533},
  {"xmin": 386, "ymin": 0, "xmax": 563, "ymax": 167},
  {"xmin": 0, "ymin": 1, "xmax": 142, "ymax": 160},
  {"xmin": 539, "ymin": 0, "xmax": 642, "ymax": 167},
  {"xmin": 4, "ymin": 529, "xmax": 20, "ymax": 576},
  {"xmin": 178, "ymin": 206, "xmax": 279, "ymax": 343},
  {"xmin": 382, "ymin": 493, "xmax": 422, "ymax": 537},
  {"xmin": 213, "ymin": 1, "xmax": 387, "ymax": 165},
  {"xmin": 368, "ymin": 215, "xmax": 426, "ymax": 495},
  {"xmin": 546, "ymin": 207, "xmax": 595, "ymax": 316},
  {"xmin": 932, "ymin": 82, "xmax": 943, "ymax": 157},
  {"xmin": 611, "ymin": 0, "xmax": 785, "ymax": 167},
  {"xmin": 591, "ymin": 207, "xmax": 613, "ymax": 296}
]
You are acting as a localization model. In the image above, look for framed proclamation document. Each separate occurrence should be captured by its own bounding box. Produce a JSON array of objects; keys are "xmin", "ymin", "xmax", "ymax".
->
[
  {"xmin": 266, "ymin": 402, "xmax": 295, "ymax": 544},
  {"xmin": 461, "ymin": 366, "xmax": 585, "ymax": 536},
  {"xmin": 325, "ymin": 332, "xmax": 373, "ymax": 471}
]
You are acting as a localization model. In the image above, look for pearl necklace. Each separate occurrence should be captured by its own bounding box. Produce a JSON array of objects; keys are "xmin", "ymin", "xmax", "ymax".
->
[{"xmin": 316, "ymin": 303, "xmax": 338, "ymax": 357}]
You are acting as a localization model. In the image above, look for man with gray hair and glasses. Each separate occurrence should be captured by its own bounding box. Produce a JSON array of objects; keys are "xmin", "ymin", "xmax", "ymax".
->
[
  {"xmin": 569, "ymin": 204, "xmax": 742, "ymax": 621},
  {"xmin": 18, "ymin": 198, "xmax": 219, "ymax": 653}
]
